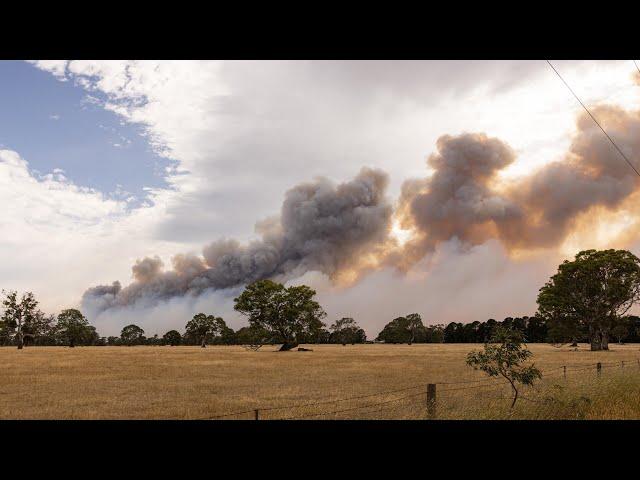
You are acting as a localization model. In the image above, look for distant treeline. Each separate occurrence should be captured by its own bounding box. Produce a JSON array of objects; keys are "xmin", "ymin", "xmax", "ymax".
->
[
  {"xmin": 4, "ymin": 282, "xmax": 640, "ymax": 348},
  {"xmin": 376, "ymin": 315, "xmax": 640, "ymax": 345},
  {"xmin": 3, "ymin": 306, "xmax": 640, "ymax": 348}
]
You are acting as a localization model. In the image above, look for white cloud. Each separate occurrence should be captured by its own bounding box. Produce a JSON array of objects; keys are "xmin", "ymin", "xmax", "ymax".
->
[
  {"xmin": 31, "ymin": 60, "xmax": 68, "ymax": 81},
  {"xmin": 32, "ymin": 61, "xmax": 640, "ymax": 242},
  {"xmin": 0, "ymin": 149, "xmax": 190, "ymax": 316}
]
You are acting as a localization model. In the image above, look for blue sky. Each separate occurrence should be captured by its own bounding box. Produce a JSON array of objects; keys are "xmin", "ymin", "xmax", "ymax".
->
[{"xmin": 0, "ymin": 61, "xmax": 169, "ymax": 205}]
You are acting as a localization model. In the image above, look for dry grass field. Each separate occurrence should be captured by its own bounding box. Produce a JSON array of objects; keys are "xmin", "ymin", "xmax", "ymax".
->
[{"xmin": 2, "ymin": 343, "xmax": 640, "ymax": 420}]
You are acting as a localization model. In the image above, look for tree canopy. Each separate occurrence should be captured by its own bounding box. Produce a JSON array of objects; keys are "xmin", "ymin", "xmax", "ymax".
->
[
  {"xmin": 163, "ymin": 330, "xmax": 182, "ymax": 346},
  {"xmin": 185, "ymin": 313, "xmax": 226, "ymax": 347},
  {"xmin": 466, "ymin": 327, "xmax": 542, "ymax": 408},
  {"xmin": 120, "ymin": 324, "xmax": 146, "ymax": 346},
  {"xmin": 56, "ymin": 309, "xmax": 97, "ymax": 347},
  {"xmin": 376, "ymin": 314, "xmax": 426, "ymax": 344},
  {"xmin": 537, "ymin": 249, "xmax": 640, "ymax": 351},
  {"xmin": 234, "ymin": 280, "xmax": 326, "ymax": 351},
  {"xmin": 329, "ymin": 317, "xmax": 366, "ymax": 345},
  {"xmin": 1, "ymin": 290, "xmax": 42, "ymax": 349}
]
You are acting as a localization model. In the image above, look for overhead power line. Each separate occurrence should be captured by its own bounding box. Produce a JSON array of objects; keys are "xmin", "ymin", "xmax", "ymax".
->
[
  {"xmin": 546, "ymin": 59, "xmax": 640, "ymax": 178},
  {"xmin": 634, "ymin": 60, "xmax": 640, "ymax": 75}
]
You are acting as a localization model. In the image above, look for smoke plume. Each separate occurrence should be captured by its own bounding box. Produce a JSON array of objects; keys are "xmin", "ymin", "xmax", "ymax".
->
[
  {"xmin": 397, "ymin": 106, "xmax": 640, "ymax": 261},
  {"xmin": 84, "ymin": 101, "xmax": 640, "ymax": 317},
  {"xmin": 83, "ymin": 168, "xmax": 394, "ymax": 312}
]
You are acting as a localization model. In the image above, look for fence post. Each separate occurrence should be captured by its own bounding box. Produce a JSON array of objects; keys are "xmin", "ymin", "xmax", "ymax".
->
[
  {"xmin": 621, "ymin": 361, "xmax": 625, "ymax": 371},
  {"xmin": 563, "ymin": 365, "xmax": 567, "ymax": 380},
  {"xmin": 427, "ymin": 384, "xmax": 437, "ymax": 419},
  {"xmin": 254, "ymin": 409, "xmax": 259, "ymax": 420},
  {"xmin": 597, "ymin": 362, "xmax": 602, "ymax": 377}
]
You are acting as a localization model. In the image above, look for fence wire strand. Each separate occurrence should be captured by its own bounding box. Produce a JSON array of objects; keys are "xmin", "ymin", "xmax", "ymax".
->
[{"xmin": 206, "ymin": 357, "xmax": 640, "ymax": 420}]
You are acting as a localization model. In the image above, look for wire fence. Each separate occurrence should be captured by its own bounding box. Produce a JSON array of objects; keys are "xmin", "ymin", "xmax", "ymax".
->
[{"xmin": 204, "ymin": 359, "xmax": 640, "ymax": 420}]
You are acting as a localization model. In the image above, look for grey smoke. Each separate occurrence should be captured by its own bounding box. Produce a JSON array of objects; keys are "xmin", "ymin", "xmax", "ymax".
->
[
  {"xmin": 396, "ymin": 133, "xmax": 521, "ymax": 263},
  {"xmin": 82, "ymin": 167, "xmax": 393, "ymax": 312},
  {"xmin": 84, "ymin": 105, "xmax": 640, "ymax": 317},
  {"xmin": 398, "ymin": 109, "xmax": 640, "ymax": 260}
]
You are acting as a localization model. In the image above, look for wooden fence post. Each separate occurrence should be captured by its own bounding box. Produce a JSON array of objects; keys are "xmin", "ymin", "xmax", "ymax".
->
[
  {"xmin": 254, "ymin": 409, "xmax": 259, "ymax": 420},
  {"xmin": 597, "ymin": 362, "xmax": 602, "ymax": 377},
  {"xmin": 563, "ymin": 365, "xmax": 567, "ymax": 380},
  {"xmin": 427, "ymin": 384, "xmax": 437, "ymax": 419}
]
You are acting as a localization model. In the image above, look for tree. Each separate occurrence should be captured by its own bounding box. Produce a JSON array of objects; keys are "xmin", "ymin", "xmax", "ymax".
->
[
  {"xmin": 443, "ymin": 322, "xmax": 464, "ymax": 343},
  {"xmin": 163, "ymin": 330, "xmax": 182, "ymax": 346},
  {"xmin": 628, "ymin": 315, "xmax": 640, "ymax": 342},
  {"xmin": 545, "ymin": 315, "xmax": 583, "ymax": 347},
  {"xmin": 329, "ymin": 318, "xmax": 366, "ymax": 345},
  {"xmin": 27, "ymin": 312, "xmax": 57, "ymax": 345},
  {"xmin": 234, "ymin": 280, "xmax": 326, "ymax": 351},
  {"xmin": 376, "ymin": 315, "xmax": 425, "ymax": 344},
  {"xmin": 466, "ymin": 327, "xmax": 542, "ymax": 408},
  {"xmin": 185, "ymin": 313, "xmax": 223, "ymax": 348},
  {"xmin": 425, "ymin": 324, "xmax": 445, "ymax": 343},
  {"xmin": 120, "ymin": 324, "xmax": 145, "ymax": 346},
  {"xmin": 405, "ymin": 313, "xmax": 424, "ymax": 345},
  {"xmin": 612, "ymin": 317, "xmax": 631, "ymax": 344},
  {"xmin": 212, "ymin": 318, "xmax": 236, "ymax": 345},
  {"xmin": 235, "ymin": 325, "xmax": 271, "ymax": 350},
  {"xmin": 376, "ymin": 317, "xmax": 409, "ymax": 343},
  {"xmin": 537, "ymin": 249, "xmax": 640, "ymax": 351},
  {"xmin": 1, "ymin": 290, "xmax": 40, "ymax": 349},
  {"xmin": 524, "ymin": 316, "xmax": 548, "ymax": 343},
  {"xmin": 56, "ymin": 309, "xmax": 95, "ymax": 347}
]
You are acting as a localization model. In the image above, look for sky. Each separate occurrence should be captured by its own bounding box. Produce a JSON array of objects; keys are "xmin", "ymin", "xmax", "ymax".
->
[{"xmin": 2, "ymin": 60, "xmax": 640, "ymax": 337}]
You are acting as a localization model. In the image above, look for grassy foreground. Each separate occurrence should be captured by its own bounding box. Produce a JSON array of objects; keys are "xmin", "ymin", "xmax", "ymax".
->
[{"xmin": 1, "ymin": 343, "xmax": 640, "ymax": 419}]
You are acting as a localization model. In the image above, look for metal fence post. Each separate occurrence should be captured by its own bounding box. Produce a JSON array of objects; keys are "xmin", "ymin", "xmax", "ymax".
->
[
  {"xmin": 427, "ymin": 384, "xmax": 437, "ymax": 419},
  {"xmin": 597, "ymin": 362, "xmax": 602, "ymax": 377},
  {"xmin": 563, "ymin": 365, "xmax": 567, "ymax": 380},
  {"xmin": 621, "ymin": 360, "xmax": 625, "ymax": 371},
  {"xmin": 254, "ymin": 409, "xmax": 259, "ymax": 420}
]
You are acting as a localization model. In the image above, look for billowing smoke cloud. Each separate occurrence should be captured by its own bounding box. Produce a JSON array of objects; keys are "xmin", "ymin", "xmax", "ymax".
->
[
  {"xmin": 394, "ymin": 133, "xmax": 521, "ymax": 267},
  {"xmin": 83, "ymin": 168, "xmax": 393, "ymax": 313},
  {"xmin": 84, "ymin": 99, "xmax": 640, "ymax": 321},
  {"xmin": 397, "ymin": 106, "xmax": 640, "ymax": 261}
]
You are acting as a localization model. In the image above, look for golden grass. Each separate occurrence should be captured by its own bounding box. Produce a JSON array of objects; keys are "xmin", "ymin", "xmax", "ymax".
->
[{"xmin": 1, "ymin": 343, "xmax": 640, "ymax": 419}]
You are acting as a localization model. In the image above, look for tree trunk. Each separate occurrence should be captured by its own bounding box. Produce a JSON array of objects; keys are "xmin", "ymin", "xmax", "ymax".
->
[
  {"xmin": 590, "ymin": 327, "xmax": 603, "ymax": 351},
  {"xmin": 201, "ymin": 337, "xmax": 207, "ymax": 348},
  {"xmin": 506, "ymin": 376, "xmax": 519, "ymax": 408},
  {"xmin": 69, "ymin": 338, "xmax": 75, "ymax": 348},
  {"xmin": 279, "ymin": 342, "xmax": 299, "ymax": 351},
  {"xmin": 601, "ymin": 332, "xmax": 609, "ymax": 351}
]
